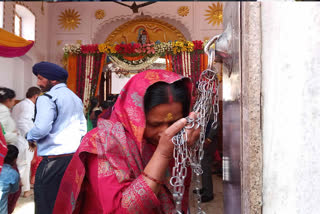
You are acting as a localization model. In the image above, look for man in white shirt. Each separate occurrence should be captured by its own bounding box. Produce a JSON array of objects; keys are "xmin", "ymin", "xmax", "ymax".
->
[{"xmin": 12, "ymin": 87, "xmax": 40, "ymax": 198}]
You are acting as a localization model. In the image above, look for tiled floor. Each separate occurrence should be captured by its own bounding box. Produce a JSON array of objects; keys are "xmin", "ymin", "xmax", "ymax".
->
[
  {"xmin": 13, "ymin": 175, "xmax": 223, "ymax": 214},
  {"xmin": 13, "ymin": 190, "xmax": 35, "ymax": 214},
  {"xmin": 189, "ymin": 174, "xmax": 223, "ymax": 214}
]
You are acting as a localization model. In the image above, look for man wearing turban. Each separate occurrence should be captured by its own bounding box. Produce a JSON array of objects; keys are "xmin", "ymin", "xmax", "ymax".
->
[{"xmin": 25, "ymin": 61, "xmax": 87, "ymax": 214}]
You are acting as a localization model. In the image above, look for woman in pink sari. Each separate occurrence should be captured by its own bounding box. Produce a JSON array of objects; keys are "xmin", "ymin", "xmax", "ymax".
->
[{"xmin": 54, "ymin": 69, "xmax": 199, "ymax": 214}]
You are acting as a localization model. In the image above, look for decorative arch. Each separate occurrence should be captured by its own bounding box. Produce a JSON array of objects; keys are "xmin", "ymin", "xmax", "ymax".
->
[
  {"xmin": 92, "ymin": 13, "xmax": 192, "ymax": 44},
  {"xmin": 105, "ymin": 17, "xmax": 186, "ymax": 44},
  {"xmin": 15, "ymin": 2, "xmax": 36, "ymax": 16}
]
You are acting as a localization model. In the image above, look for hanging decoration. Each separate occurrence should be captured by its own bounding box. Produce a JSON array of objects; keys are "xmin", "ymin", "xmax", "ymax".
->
[
  {"xmin": 107, "ymin": 63, "xmax": 132, "ymax": 79},
  {"xmin": 63, "ymin": 40, "xmax": 206, "ymax": 72},
  {"xmin": 109, "ymin": 54, "xmax": 159, "ymax": 71},
  {"xmin": 58, "ymin": 9, "xmax": 81, "ymax": 30},
  {"xmin": 63, "ymin": 41, "xmax": 203, "ymax": 56},
  {"xmin": 63, "ymin": 43, "xmax": 81, "ymax": 55},
  {"xmin": 0, "ymin": 29, "xmax": 34, "ymax": 58},
  {"xmin": 95, "ymin": 9, "xmax": 105, "ymax": 20},
  {"xmin": 63, "ymin": 40, "xmax": 211, "ymax": 113},
  {"xmin": 178, "ymin": 6, "xmax": 189, "ymax": 17},
  {"xmin": 204, "ymin": 2, "xmax": 223, "ymax": 27}
]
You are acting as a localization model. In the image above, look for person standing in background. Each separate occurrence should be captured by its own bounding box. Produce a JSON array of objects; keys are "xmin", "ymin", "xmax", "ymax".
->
[
  {"xmin": 97, "ymin": 100, "xmax": 114, "ymax": 120},
  {"xmin": 26, "ymin": 62, "xmax": 87, "ymax": 214},
  {"xmin": 88, "ymin": 97, "xmax": 102, "ymax": 129},
  {"xmin": 0, "ymin": 145, "xmax": 20, "ymax": 214},
  {"xmin": 0, "ymin": 88, "xmax": 21, "ymax": 213},
  {"xmin": 12, "ymin": 86, "xmax": 41, "ymax": 198},
  {"xmin": 0, "ymin": 88, "xmax": 18, "ymax": 146}
]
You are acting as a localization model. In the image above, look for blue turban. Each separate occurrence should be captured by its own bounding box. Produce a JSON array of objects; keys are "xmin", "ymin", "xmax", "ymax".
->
[{"xmin": 32, "ymin": 61, "xmax": 68, "ymax": 81}]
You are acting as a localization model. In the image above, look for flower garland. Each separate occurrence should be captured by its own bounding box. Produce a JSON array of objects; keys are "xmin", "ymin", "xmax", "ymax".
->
[
  {"xmin": 109, "ymin": 54, "xmax": 159, "ymax": 71},
  {"xmin": 155, "ymin": 41, "xmax": 173, "ymax": 55},
  {"xmin": 181, "ymin": 51, "xmax": 191, "ymax": 77},
  {"xmin": 76, "ymin": 54, "xmax": 86, "ymax": 99},
  {"xmin": 63, "ymin": 40, "xmax": 207, "ymax": 56},
  {"xmin": 63, "ymin": 44, "xmax": 81, "ymax": 56},
  {"xmin": 83, "ymin": 54, "xmax": 94, "ymax": 112},
  {"xmin": 64, "ymin": 39, "xmax": 212, "ymax": 103},
  {"xmin": 98, "ymin": 43, "xmax": 116, "ymax": 54},
  {"xmin": 81, "ymin": 44, "xmax": 99, "ymax": 54},
  {"xmin": 172, "ymin": 41, "xmax": 194, "ymax": 54},
  {"xmin": 188, "ymin": 52, "xmax": 191, "ymax": 77},
  {"xmin": 63, "ymin": 40, "xmax": 209, "ymax": 72},
  {"xmin": 193, "ymin": 40, "xmax": 204, "ymax": 51}
]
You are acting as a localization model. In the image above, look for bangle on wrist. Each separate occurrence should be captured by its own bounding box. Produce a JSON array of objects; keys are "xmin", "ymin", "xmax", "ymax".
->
[{"xmin": 141, "ymin": 171, "xmax": 164, "ymax": 185}]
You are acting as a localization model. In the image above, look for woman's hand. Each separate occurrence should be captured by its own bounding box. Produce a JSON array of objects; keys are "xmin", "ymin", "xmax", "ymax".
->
[
  {"xmin": 156, "ymin": 112, "xmax": 200, "ymax": 160},
  {"xmin": 185, "ymin": 112, "xmax": 201, "ymax": 148},
  {"xmin": 144, "ymin": 112, "xmax": 200, "ymax": 193}
]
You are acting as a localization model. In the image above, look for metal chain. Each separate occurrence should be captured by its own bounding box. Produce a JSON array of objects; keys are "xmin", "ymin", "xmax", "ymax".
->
[{"xmin": 171, "ymin": 68, "xmax": 219, "ymax": 214}]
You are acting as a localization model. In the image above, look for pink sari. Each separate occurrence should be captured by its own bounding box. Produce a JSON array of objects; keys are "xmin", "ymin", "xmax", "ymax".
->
[{"xmin": 54, "ymin": 70, "xmax": 192, "ymax": 214}]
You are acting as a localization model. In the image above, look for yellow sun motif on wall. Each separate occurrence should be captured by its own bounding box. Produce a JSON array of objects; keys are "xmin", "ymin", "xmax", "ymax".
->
[
  {"xmin": 178, "ymin": 6, "xmax": 189, "ymax": 17},
  {"xmin": 95, "ymin": 9, "xmax": 105, "ymax": 20},
  {"xmin": 204, "ymin": 3, "xmax": 223, "ymax": 27},
  {"xmin": 58, "ymin": 9, "xmax": 81, "ymax": 31}
]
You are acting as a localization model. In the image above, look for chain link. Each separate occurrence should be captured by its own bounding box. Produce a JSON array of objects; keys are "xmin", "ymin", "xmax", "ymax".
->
[{"xmin": 171, "ymin": 68, "xmax": 219, "ymax": 214}]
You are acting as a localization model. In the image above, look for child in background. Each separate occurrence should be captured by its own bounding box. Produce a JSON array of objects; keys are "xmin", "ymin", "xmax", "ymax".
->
[
  {"xmin": 88, "ymin": 97, "xmax": 102, "ymax": 129},
  {"xmin": 0, "ymin": 145, "xmax": 20, "ymax": 214}
]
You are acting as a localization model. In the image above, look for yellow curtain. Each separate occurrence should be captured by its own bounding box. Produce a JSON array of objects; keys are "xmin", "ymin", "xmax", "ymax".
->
[
  {"xmin": 0, "ymin": 29, "xmax": 33, "ymax": 47},
  {"xmin": 66, "ymin": 55, "xmax": 78, "ymax": 93}
]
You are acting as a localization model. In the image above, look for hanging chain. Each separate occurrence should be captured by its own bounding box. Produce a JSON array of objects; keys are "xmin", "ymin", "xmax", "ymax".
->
[{"xmin": 171, "ymin": 68, "xmax": 219, "ymax": 214}]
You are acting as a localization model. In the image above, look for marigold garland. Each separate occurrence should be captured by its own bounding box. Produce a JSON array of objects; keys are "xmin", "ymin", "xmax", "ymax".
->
[
  {"xmin": 98, "ymin": 43, "xmax": 116, "ymax": 54},
  {"xmin": 63, "ymin": 40, "xmax": 208, "ymax": 71},
  {"xmin": 63, "ymin": 40, "xmax": 206, "ymax": 56}
]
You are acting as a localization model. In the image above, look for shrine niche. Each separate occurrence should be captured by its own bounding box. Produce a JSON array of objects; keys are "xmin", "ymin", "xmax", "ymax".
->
[
  {"xmin": 105, "ymin": 18, "xmax": 186, "ymax": 44},
  {"xmin": 63, "ymin": 17, "xmax": 210, "ymax": 111}
]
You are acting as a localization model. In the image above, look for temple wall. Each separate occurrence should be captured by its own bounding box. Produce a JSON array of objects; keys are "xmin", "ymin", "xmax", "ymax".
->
[
  {"xmin": 47, "ymin": 1, "xmax": 223, "ymax": 64},
  {"xmin": 1, "ymin": 1, "xmax": 223, "ymax": 99},
  {"xmin": 1, "ymin": 1, "xmax": 48, "ymax": 99}
]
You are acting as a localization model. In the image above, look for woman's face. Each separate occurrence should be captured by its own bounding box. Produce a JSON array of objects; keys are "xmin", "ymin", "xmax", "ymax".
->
[
  {"xmin": 144, "ymin": 102, "xmax": 183, "ymax": 146},
  {"xmin": 5, "ymin": 98, "xmax": 16, "ymax": 109}
]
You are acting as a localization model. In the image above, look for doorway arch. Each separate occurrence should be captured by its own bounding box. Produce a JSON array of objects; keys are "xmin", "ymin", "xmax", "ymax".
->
[
  {"xmin": 105, "ymin": 17, "xmax": 186, "ymax": 44},
  {"xmin": 92, "ymin": 14, "xmax": 192, "ymax": 44}
]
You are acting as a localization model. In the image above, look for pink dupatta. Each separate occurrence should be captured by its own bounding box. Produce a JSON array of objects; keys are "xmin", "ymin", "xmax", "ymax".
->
[{"xmin": 54, "ymin": 70, "xmax": 192, "ymax": 214}]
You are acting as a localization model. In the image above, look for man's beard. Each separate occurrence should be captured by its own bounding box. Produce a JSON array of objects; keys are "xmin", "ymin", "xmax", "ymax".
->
[{"xmin": 40, "ymin": 81, "xmax": 54, "ymax": 92}]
